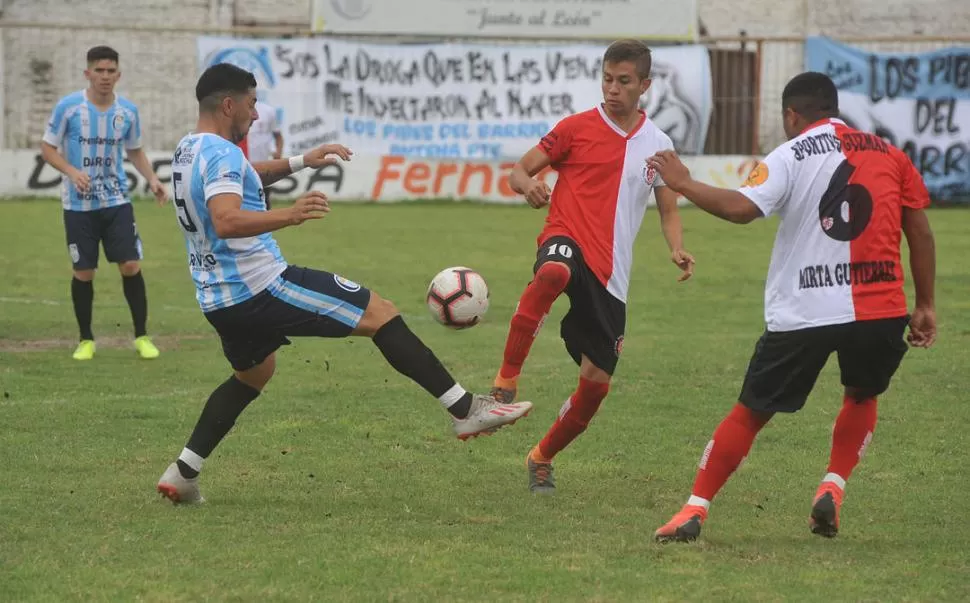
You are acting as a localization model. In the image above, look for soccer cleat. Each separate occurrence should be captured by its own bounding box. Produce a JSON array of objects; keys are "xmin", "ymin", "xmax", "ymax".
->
[
  {"xmin": 453, "ymin": 394, "xmax": 532, "ymax": 440},
  {"xmin": 527, "ymin": 452, "xmax": 556, "ymax": 494},
  {"xmin": 156, "ymin": 462, "xmax": 205, "ymax": 505},
  {"xmin": 810, "ymin": 483, "xmax": 843, "ymax": 538},
  {"xmin": 72, "ymin": 339, "xmax": 96, "ymax": 360},
  {"xmin": 489, "ymin": 386, "xmax": 517, "ymax": 405},
  {"xmin": 654, "ymin": 504, "xmax": 709, "ymax": 543},
  {"xmin": 134, "ymin": 336, "xmax": 160, "ymax": 359}
]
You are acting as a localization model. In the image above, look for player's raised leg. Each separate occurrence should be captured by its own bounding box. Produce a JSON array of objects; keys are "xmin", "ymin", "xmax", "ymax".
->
[
  {"xmin": 158, "ymin": 354, "xmax": 273, "ymax": 504},
  {"xmin": 354, "ymin": 291, "xmax": 533, "ymax": 439},
  {"xmin": 492, "ymin": 248, "xmax": 572, "ymax": 404},
  {"xmin": 526, "ymin": 356, "xmax": 610, "ymax": 494}
]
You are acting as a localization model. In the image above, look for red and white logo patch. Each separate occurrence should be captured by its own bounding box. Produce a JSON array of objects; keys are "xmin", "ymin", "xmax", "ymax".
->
[{"xmin": 642, "ymin": 160, "xmax": 657, "ymax": 185}]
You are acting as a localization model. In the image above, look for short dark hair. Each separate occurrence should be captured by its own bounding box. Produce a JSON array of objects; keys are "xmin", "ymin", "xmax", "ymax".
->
[
  {"xmin": 87, "ymin": 46, "xmax": 119, "ymax": 65},
  {"xmin": 603, "ymin": 39, "xmax": 652, "ymax": 80},
  {"xmin": 782, "ymin": 72, "xmax": 839, "ymax": 120},
  {"xmin": 195, "ymin": 63, "xmax": 257, "ymax": 111}
]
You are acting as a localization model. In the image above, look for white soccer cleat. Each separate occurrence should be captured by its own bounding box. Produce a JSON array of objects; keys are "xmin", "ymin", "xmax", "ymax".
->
[
  {"xmin": 156, "ymin": 462, "xmax": 205, "ymax": 505},
  {"xmin": 453, "ymin": 394, "xmax": 533, "ymax": 440}
]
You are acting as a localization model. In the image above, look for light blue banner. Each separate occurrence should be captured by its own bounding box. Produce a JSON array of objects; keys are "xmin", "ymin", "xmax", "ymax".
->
[{"xmin": 805, "ymin": 36, "xmax": 970, "ymax": 201}]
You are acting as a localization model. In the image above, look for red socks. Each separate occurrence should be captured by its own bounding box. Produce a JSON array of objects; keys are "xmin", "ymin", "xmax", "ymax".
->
[
  {"xmin": 825, "ymin": 396, "xmax": 877, "ymax": 486},
  {"xmin": 536, "ymin": 377, "xmax": 610, "ymax": 460},
  {"xmin": 497, "ymin": 262, "xmax": 570, "ymax": 383},
  {"xmin": 691, "ymin": 403, "xmax": 772, "ymax": 501}
]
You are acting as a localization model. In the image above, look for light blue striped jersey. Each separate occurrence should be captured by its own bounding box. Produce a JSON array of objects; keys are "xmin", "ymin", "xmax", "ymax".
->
[
  {"xmin": 170, "ymin": 132, "xmax": 287, "ymax": 312},
  {"xmin": 42, "ymin": 90, "xmax": 141, "ymax": 211}
]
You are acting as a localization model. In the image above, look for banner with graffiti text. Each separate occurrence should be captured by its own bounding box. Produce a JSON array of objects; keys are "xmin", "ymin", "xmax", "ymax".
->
[
  {"xmin": 2, "ymin": 150, "xmax": 756, "ymax": 205},
  {"xmin": 805, "ymin": 37, "xmax": 970, "ymax": 201},
  {"xmin": 196, "ymin": 37, "xmax": 712, "ymax": 160}
]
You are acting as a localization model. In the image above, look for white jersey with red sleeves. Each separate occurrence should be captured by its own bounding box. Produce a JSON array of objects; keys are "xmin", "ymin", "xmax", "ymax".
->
[
  {"xmin": 537, "ymin": 105, "xmax": 673, "ymax": 303},
  {"xmin": 739, "ymin": 117, "xmax": 930, "ymax": 332}
]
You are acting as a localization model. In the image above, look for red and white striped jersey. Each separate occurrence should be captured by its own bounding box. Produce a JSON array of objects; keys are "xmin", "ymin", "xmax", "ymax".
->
[
  {"xmin": 537, "ymin": 105, "xmax": 674, "ymax": 303},
  {"xmin": 739, "ymin": 118, "xmax": 930, "ymax": 332}
]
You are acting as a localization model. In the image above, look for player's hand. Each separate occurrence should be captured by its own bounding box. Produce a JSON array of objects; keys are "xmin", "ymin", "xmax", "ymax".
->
[
  {"xmin": 68, "ymin": 168, "xmax": 91, "ymax": 193},
  {"xmin": 149, "ymin": 177, "xmax": 168, "ymax": 205},
  {"xmin": 288, "ymin": 191, "xmax": 331, "ymax": 225},
  {"xmin": 671, "ymin": 248, "xmax": 695, "ymax": 282},
  {"xmin": 303, "ymin": 144, "xmax": 354, "ymax": 168},
  {"xmin": 647, "ymin": 150, "xmax": 691, "ymax": 192},
  {"xmin": 523, "ymin": 179, "xmax": 552, "ymax": 209},
  {"xmin": 907, "ymin": 306, "xmax": 936, "ymax": 348}
]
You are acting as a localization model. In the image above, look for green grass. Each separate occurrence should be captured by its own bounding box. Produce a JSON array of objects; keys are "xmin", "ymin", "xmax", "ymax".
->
[{"xmin": 1, "ymin": 198, "xmax": 968, "ymax": 602}]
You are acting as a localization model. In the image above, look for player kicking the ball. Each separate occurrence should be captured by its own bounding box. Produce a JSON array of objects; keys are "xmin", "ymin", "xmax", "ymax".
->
[
  {"xmin": 490, "ymin": 39, "xmax": 695, "ymax": 494},
  {"xmin": 156, "ymin": 63, "xmax": 532, "ymax": 504},
  {"xmin": 649, "ymin": 72, "xmax": 937, "ymax": 541}
]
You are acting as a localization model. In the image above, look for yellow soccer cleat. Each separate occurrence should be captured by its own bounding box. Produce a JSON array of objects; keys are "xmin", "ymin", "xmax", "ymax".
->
[
  {"xmin": 72, "ymin": 339, "xmax": 96, "ymax": 361},
  {"xmin": 134, "ymin": 336, "xmax": 160, "ymax": 359}
]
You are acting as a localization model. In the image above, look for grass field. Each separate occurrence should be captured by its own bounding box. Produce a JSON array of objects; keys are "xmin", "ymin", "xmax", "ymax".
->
[{"xmin": 1, "ymin": 198, "xmax": 968, "ymax": 602}]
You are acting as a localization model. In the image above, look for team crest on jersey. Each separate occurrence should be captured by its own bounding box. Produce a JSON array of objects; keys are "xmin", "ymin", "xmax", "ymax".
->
[
  {"xmin": 822, "ymin": 216, "xmax": 834, "ymax": 231},
  {"xmin": 642, "ymin": 160, "xmax": 657, "ymax": 185},
  {"xmin": 743, "ymin": 161, "xmax": 769, "ymax": 187},
  {"xmin": 112, "ymin": 113, "xmax": 125, "ymax": 130},
  {"xmin": 334, "ymin": 274, "xmax": 361, "ymax": 292}
]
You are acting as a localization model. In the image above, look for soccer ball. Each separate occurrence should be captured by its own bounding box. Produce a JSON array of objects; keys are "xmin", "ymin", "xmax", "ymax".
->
[{"xmin": 426, "ymin": 267, "xmax": 489, "ymax": 329}]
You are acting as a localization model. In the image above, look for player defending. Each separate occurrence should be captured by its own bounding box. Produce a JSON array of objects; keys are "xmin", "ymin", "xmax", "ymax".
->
[
  {"xmin": 491, "ymin": 39, "xmax": 695, "ymax": 494},
  {"xmin": 156, "ymin": 64, "xmax": 532, "ymax": 504},
  {"xmin": 41, "ymin": 45, "xmax": 168, "ymax": 360},
  {"xmin": 649, "ymin": 72, "xmax": 937, "ymax": 541}
]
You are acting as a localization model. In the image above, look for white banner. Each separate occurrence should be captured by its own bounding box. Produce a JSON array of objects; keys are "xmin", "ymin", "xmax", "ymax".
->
[
  {"xmin": 196, "ymin": 37, "xmax": 712, "ymax": 159},
  {"xmin": 3, "ymin": 150, "xmax": 757, "ymax": 205},
  {"xmin": 311, "ymin": 0, "xmax": 697, "ymax": 41}
]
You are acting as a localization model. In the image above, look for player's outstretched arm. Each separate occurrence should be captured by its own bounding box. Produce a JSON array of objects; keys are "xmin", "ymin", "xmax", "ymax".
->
[
  {"xmin": 209, "ymin": 191, "xmax": 330, "ymax": 239},
  {"xmin": 902, "ymin": 206, "xmax": 937, "ymax": 348},
  {"xmin": 648, "ymin": 151, "xmax": 762, "ymax": 224},
  {"xmin": 655, "ymin": 186, "xmax": 695, "ymax": 281},
  {"xmin": 252, "ymin": 144, "xmax": 353, "ymax": 187},
  {"xmin": 509, "ymin": 147, "xmax": 553, "ymax": 209}
]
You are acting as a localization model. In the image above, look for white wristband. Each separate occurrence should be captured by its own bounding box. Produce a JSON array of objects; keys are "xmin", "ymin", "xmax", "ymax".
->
[{"xmin": 288, "ymin": 154, "xmax": 305, "ymax": 173}]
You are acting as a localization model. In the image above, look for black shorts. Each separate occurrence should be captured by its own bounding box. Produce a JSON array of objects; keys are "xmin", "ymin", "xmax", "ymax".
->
[
  {"xmin": 534, "ymin": 236, "xmax": 626, "ymax": 375},
  {"xmin": 63, "ymin": 204, "xmax": 142, "ymax": 270},
  {"xmin": 739, "ymin": 316, "xmax": 910, "ymax": 413},
  {"xmin": 204, "ymin": 265, "xmax": 372, "ymax": 371}
]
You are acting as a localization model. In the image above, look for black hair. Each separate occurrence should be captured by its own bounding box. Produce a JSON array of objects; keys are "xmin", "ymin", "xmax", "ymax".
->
[
  {"xmin": 782, "ymin": 72, "xmax": 839, "ymax": 120},
  {"xmin": 603, "ymin": 39, "xmax": 652, "ymax": 79},
  {"xmin": 87, "ymin": 46, "xmax": 119, "ymax": 65},
  {"xmin": 195, "ymin": 63, "xmax": 257, "ymax": 111}
]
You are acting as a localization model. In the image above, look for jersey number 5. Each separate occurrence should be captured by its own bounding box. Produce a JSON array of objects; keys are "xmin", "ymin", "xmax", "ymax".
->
[
  {"xmin": 818, "ymin": 160, "xmax": 872, "ymax": 241},
  {"xmin": 172, "ymin": 172, "xmax": 198, "ymax": 233}
]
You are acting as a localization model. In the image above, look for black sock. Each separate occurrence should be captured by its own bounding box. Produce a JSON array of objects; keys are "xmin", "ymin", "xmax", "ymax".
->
[
  {"xmin": 372, "ymin": 315, "xmax": 472, "ymax": 418},
  {"xmin": 122, "ymin": 271, "xmax": 148, "ymax": 338},
  {"xmin": 71, "ymin": 277, "xmax": 94, "ymax": 341},
  {"xmin": 177, "ymin": 376, "xmax": 261, "ymax": 478}
]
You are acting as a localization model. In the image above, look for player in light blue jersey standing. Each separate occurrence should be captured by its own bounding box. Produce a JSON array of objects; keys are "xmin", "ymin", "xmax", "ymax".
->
[
  {"xmin": 156, "ymin": 63, "xmax": 533, "ymax": 504},
  {"xmin": 41, "ymin": 46, "xmax": 168, "ymax": 361}
]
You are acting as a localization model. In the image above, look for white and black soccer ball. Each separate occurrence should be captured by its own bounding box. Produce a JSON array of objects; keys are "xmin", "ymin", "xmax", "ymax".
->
[{"xmin": 426, "ymin": 266, "xmax": 489, "ymax": 329}]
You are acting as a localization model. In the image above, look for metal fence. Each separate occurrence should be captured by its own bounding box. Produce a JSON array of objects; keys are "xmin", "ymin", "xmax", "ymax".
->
[{"xmin": 2, "ymin": 23, "xmax": 966, "ymax": 154}]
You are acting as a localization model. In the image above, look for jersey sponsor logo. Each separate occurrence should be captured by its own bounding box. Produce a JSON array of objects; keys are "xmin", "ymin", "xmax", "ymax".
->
[
  {"xmin": 334, "ymin": 274, "xmax": 361, "ymax": 292},
  {"xmin": 77, "ymin": 135, "xmax": 122, "ymax": 146},
  {"xmin": 189, "ymin": 251, "xmax": 218, "ymax": 271},
  {"xmin": 742, "ymin": 161, "xmax": 769, "ymax": 187},
  {"xmin": 641, "ymin": 159, "xmax": 657, "ymax": 185},
  {"xmin": 112, "ymin": 113, "xmax": 125, "ymax": 131},
  {"xmin": 173, "ymin": 145, "xmax": 195, "ymax": 166}
]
